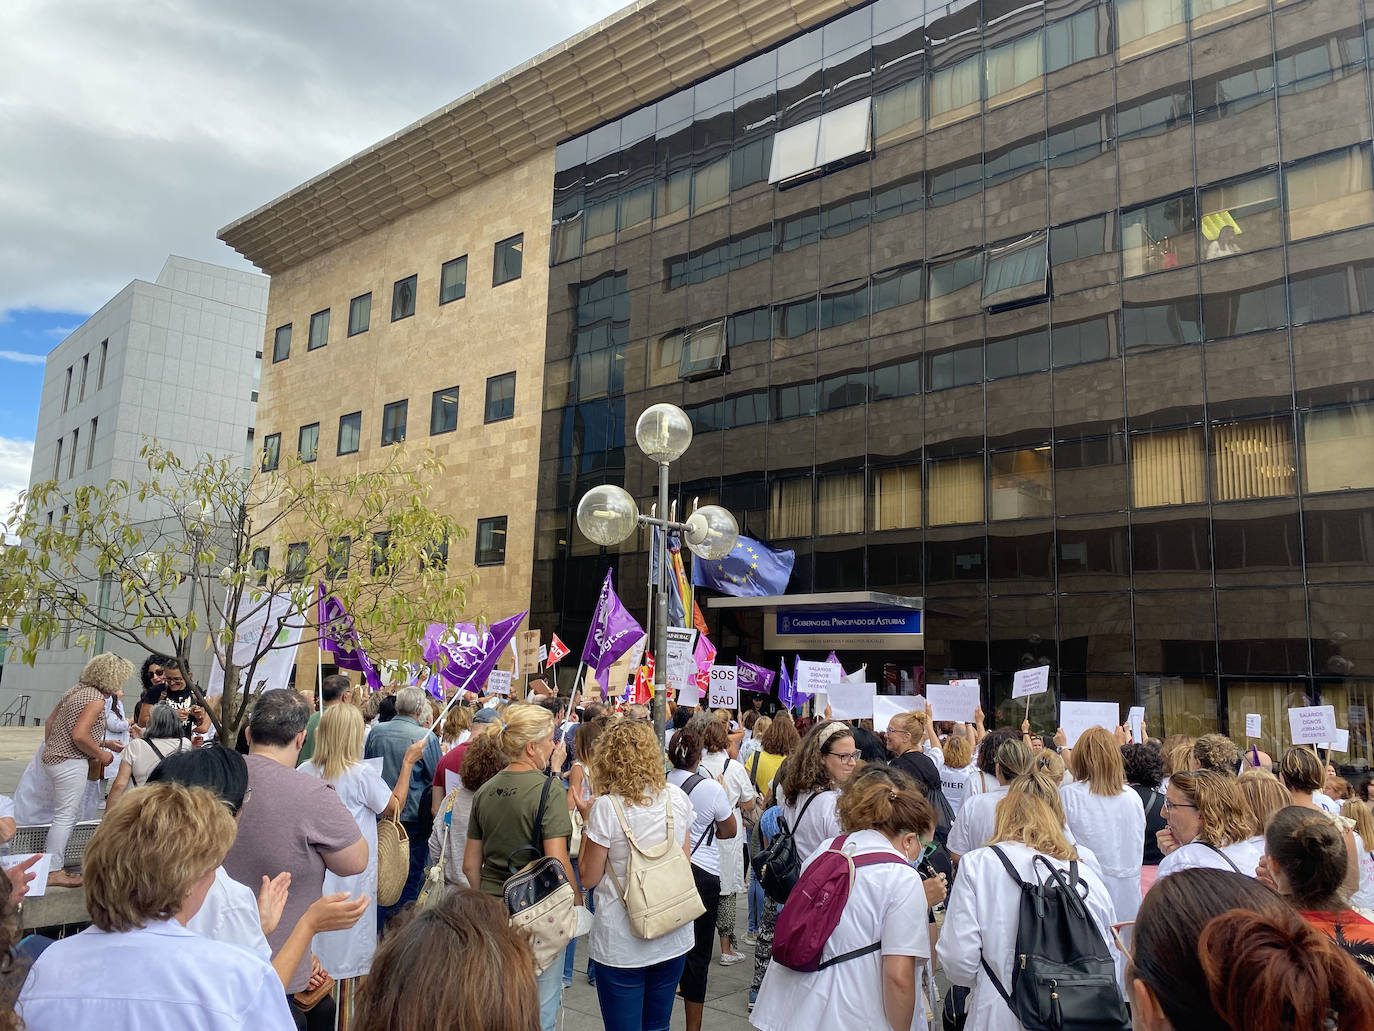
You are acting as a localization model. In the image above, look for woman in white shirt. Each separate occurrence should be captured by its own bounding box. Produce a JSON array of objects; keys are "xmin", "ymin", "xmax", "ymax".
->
[
  {"xmin": 1061, "ymin": 727, "xmax": 1146, "ymax": 921},
  {"xmin": 667, "ymin": 723, "xmax": 737, "ymax": 1031},
  {"xmin": 959, "ymin": 727, "xmax": 1016, "ymax": 809},
  {"xmin": 101, "ymin": 690, "xmax": 130, "ymax": 798},
  {"xmin": 1155, "ymin": 769, "xmax": 1263, "ymax": 878},
  {"xmin": 106, "ymin": 703, "xmax": 189, "ymax": 808},
  {"xmin": 947, "ymin": 736, "xmax": 1033, "ymax": 861},
  {"xmin": 751, "ymin": 721, "xmax": 859, "ymax": 1008},
  {"xmin": 752, "ymin": 769, "xmax": 944, "ymax": 1031},
  {"xmin": 18, "ymin": 781, "xmax": 295, "ymax": 1030},
  {"xmin": 936, "ymin": 788, "xmax": 1125, "ymax": 1031},
  {"xmin": 699, "ymin": 717, "xmax": 756, "ymax": 965},
  {"xmin": 938, "ymin": 734, "xmax": 977, "ymax": 814},
  {"xmin": 577, "ymin": 718, "xmax": 697, "ymax": 1031},
  {"xmin": 300, "ymin": 704, "xmax": 423, "ymax": 980}
]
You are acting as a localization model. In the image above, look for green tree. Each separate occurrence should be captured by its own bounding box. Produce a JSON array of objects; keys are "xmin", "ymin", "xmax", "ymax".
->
[{"xmin": 0, "ymin": 441, "xmax": 470, "ymax": 741}]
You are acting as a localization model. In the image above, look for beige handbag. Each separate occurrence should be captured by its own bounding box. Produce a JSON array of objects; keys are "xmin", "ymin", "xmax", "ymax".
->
[
  {"xmin": 605, "ymin": 794, "xmax": 704, "ymax": 939},
  {"xmin": 375, "ymin": 809, "xmax": 410, "ymax": 908}
]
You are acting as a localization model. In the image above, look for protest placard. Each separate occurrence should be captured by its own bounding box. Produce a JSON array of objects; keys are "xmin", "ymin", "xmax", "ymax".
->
[
  {"xmin": 1012, "ymin": 666, "xmax": 1050, "ymax": 699},
  {"xmin": 708, "ymin": 665, "xmax": 739, "ymax": 709},
  {"xmin": 1, "ymin": 854, "xmax": 49, "ymax": 898},
  {"xmin": 827, "ymin": 682, "xmax": 877, "ymax": 721},
  {"xmin": 1060, "ymin": 701, "xmax": 1120, "ymax": 747},
  {"xmin": 487, "ymin": 669, "xmax": 513, "ymax": 696},
  {"xmin": 1245, "ymin": 713, "xmax": 1262, "ymax": 738},
  {"xmin": 927, "ymin": 682, "xmax": 980, "ymax": 722},
  {"xmin": 796, "ymin": 658, "xmax": 842, "ymax": 697},
  {"xmin": 1328, "ymin": 728, "xmax": 1351, "ymax": 753},
  {"xmin": 665, "ymin": 627, "xmax": 697, "ymax": 697},
  {"xmin": 1128, "ymin": 706, "xmax": 1145, "ymax": 744},
  {"xmin": 1289, "ymin": 705, "xmax": 1337, "ymax": 745},
  {"xmin": 873, "ymin": 695, "xmax": 924, "ymax": 732}
]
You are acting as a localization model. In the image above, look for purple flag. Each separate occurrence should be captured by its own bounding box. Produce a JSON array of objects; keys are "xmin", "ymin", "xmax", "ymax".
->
[
  {"xmin": 422, "ymin": 611, "xmax": 527, "ymax": 693},
  {"xmin": 317, "ymin": 586, "xmax": 382, "ymax": 691},
  {"xmin": 580, "ymin": 569, "xmax": 645, "ymax": 688},
  {"xmin": 737, "ymin": 658, "xmax": 775, "ymax": 695}
]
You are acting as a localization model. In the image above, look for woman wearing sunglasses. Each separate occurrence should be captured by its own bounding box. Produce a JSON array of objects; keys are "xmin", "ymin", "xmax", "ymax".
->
[
  {"xmin": 750, "ymin": 767, "xmax": 944, "ymax": 1031},
  {"xmin": 1121, "ymin": 867, "xmax": 1374, "ymax": 1030},
  {"xmin": 1155, "ymin": 769, "xmax": 1262, "ymax": 879},
  {"xmin": 937, "ymin": 783, "xmax": 1124, "ymax": 1031}
]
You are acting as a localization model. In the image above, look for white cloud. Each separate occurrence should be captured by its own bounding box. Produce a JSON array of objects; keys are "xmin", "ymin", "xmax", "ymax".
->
[
  {"xmin": 0, "ymin": 350, "xmax": 46, "ymax": 365},
  {"xmin": 0, "ymin": 0, "xmax": 629, "ymax": 313},
  {"xmin": 0, "ymin": 436, "xmax": 35, "ymax": 532}
]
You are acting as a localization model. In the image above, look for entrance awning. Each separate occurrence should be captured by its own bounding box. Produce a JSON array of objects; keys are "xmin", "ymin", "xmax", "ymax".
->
[{"xmin": 709, "ymin": 591, "xmax": 924, "ymax": 651}]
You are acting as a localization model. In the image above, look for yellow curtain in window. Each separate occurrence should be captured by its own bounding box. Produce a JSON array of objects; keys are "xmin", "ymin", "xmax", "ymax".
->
[
  {"xmin": 769, "ymin": 479, "xmax": 813, "ymax": 539},
  {"xmin": 928, "ymin": 456, "xmax": 984, "ymax": 525},
  {"xmin": 817, "ymin": 472, "xmax": 865, "ymax": 535},
  {"xmin": 872, "ymin": 466, "xmax": 922, "ymax": 530},
  {"xmin": 1132, "ymin": 428, "xmax": 1206, "ymax": 507},
  {"xmin": 1211, "ymin": 420, "xmax": 1296, "ymax": 501}
]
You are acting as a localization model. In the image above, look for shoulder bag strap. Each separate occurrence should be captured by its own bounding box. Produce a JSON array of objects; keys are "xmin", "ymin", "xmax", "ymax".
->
[
  {"xmin": 507, "ymin": 775, "xmax": 554, "ymax": 876},
  {"xmin": 751, "ymin": 750, "xmax": 762, "ymax": 780},
  {"xmin": 1200, "ymin": 841, "xmax": 1243, "ymax": 874},
  {"xmin": 146, "ymin": 738, "xmax": 167, "ymax": 761},
  {"xmin": 793, "ymin": 789, "xmax": 821, "ymax": 833},
  {"xmin": 1144, "ymin": 789, "xmax": 1163, "ymax": 822}
]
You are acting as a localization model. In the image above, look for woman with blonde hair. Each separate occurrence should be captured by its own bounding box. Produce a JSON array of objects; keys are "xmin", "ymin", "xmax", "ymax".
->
[
  {"xmin": 1156, "ymin": 769, "xmax": 1261, "ymax": 878},
  {"xmin": 463, "ymin": 703, "xmax": 575, "ymax": 1031},
  {"xmin": 299, "ymin": 703, "xmax": 422, "ymax": 983},
  {"xmin": 576, "ymin": 718, "xmax": 696, "ymax": 1031},
  {"xmin": 18, "ymin": 782, "xmax": 295, "ymax": 1029},
  {"xmin": 947, "ymin": 737, "xmax": 1034, "ymax": 861},
  {"xmin": 40, "ymin": 652, "xmax": 132, "ymax": 887},
  {"xmin": 937, "ymin": 791, "xmax": 1124, "ymax": 1031},
  {"xmin": 751, "ymin": 771, "xmax": 942, "ymax": 1031},
  {"xmin": 1061, "ymin": 726, "xmax": 1146, "ymax": 920},
  {"xmin": 750, "ymin": 713, "xmax": 800, "ymax": 801},
  {"xmin": 938, "ymin": 732, "xmax": 977, "ymax": 813},
  {"xmin": 440, "ymin": 703, "xmax": 475, "ymax": 751},
  {"xmin": 1341, "ymin": 799, "xmax": 1374, "ymax": 910}
]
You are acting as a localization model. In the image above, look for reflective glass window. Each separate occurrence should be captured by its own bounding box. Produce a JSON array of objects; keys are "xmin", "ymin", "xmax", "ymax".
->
[{"xmin": 1285, "ymin": 144, "xmax": 1374, "ymax": 241}]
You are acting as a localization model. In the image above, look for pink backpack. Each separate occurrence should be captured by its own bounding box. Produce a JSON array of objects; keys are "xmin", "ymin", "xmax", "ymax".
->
[{"xmin": 772, "ymin": 833, "xmax": 911, "ymax": 973}]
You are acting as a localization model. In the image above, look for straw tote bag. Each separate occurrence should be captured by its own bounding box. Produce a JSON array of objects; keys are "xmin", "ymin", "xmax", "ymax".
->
[{"xmin": 376, "ymin": 808, "xmax": 410, "ymax": 907}]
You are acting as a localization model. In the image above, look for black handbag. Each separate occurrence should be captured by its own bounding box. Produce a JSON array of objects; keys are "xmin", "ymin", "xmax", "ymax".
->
[{"xmin": 501, "ymin": 775, "xmax": 578, "ymax": 974}]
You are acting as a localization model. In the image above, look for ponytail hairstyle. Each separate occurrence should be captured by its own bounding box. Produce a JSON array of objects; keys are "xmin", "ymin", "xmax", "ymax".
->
[
  {"xmin": 668, "ymin": 724, "xmax": 704, "ymax": 771},
  {"xmin": 1008, "ymin": 768, "xmax": 1070, "ymax": 828},
  {"xmin": 1277, "ymin": 747, "xmax": 1325, "ymax": 794},
  {"xmin": 943, "ymin": 733, "xmax": 972, "ymax": 769},
  {"xmin": 1264, "ymin": 805, "xmax": 1350, "ymax": 910},
  {"xmin": 1067, "ymin": 726, "xmax": 1126, "ymax": 795},
  {"xmin": 838, "ymin": 767, "xmax": 935, "ymax": 840},
  {"xmin": 1197, "ymin": 908, "xmax": 1374, "ymax": 1031},
  {"xmin": 994, "ymin": 737, "xmax": 1034, "ymax": 782},
  {"xmin": 494, "ymin": 703, "xmax": 555, "ymax": 762},
  {"xmin": 989, "ymin": 792, "xmax": 1075, "ymax": 860},
  {"xmin": 1036, "ymin": 748, "xmax": 1066, "ymax": 783}
]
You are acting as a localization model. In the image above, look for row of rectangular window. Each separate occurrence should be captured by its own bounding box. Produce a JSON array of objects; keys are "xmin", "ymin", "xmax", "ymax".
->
[
  {"xmin": 271, "ymin": 236, "xmax": 524, "ymax": 362},
  {"xmin": 254, "ymin": 514, "xmax": 507, "ymax": 578},
  {"xmin": 259, "ymin": 373, "xmax": 515, "ymax": 469},
  {"xmin": 50, "ymin": 418, "xmax": 99, "ymax": 481},
  {"xmin": 645, "ymin": 406, "xmax": 1374, "ymax": 542},
  {"xmin": 554, "ymin": 6, "xmax": 1369, "ymax": 264},
  {"xmin": 60, "ymin": 340, "xmax": 109, "ymax": 413}
]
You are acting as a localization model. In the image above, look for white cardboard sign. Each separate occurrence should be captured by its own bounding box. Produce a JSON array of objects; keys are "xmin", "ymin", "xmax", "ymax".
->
[
  {"xmin": 1245, "ymin": 713, "xmax": 1262, "ymax": 738},
  {"xmin": 1289, "ymin": 705, "xmax": 1337, "ymax": 745},
  {"xmin": 665, "ymin": 627, "xmax": 698, "ymax": 697},
  {"xmin": 707, "ymin": 665, "xmax": 739, "ymax": 709},
  {"xmin": 827, "ymin": 682, "xmax": 877, "ymax": 721},
  {"xmin": 1012, "ymin": 666, "xmax": 1051, "ymax": 699},
  {"xmin": 1060, "ymin": 701, "xmax": 1121, "ymax": 747},
  {"xmin": 1, "ymin": 853, "xmax": 49, "ymax": 899},
  {"xmin": 1326, "ymin": 728, "xmax": 1351, "ymax": 753},
  {"xmin": 487, "ymin": 669, "xmax": 513, "ymax": 696},
  {"xmin": 796, "ymin": 658, "xmax": 843, "ymax": 697},
  {"xmin": 927, "ymin": 682, "xmax": 980, "ymax": 723},
  {"xmin": 874, "ymin": 694, "xmax": 924, "ymax": 732}
]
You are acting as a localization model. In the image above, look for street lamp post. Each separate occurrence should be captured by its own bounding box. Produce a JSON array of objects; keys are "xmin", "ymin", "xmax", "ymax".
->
[{"xmin": 576, "ymin": 403, "xmax": 739, "ymax": 743}]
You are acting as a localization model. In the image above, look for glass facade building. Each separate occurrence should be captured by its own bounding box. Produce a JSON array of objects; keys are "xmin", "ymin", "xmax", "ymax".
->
[{"xmin": 535, "ymin": 0, "xmax": 1374, "ymax": 764}]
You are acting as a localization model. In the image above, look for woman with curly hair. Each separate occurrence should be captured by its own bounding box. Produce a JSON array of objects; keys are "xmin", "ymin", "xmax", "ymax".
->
[
  {"xmin": 747, "ymin": 721, "xmax": 858, "ymax": 1010},
  {"xmin": 1123, "ymin": 742, "xmax": 1167, "ymax": 871},
  {"xmin": 576, "ymin": 718, "xmax": 696, "ymax": 1031},
  {"xmin": 1156, "ymin": 769, "xmax": 1261, "ymax": 878}
]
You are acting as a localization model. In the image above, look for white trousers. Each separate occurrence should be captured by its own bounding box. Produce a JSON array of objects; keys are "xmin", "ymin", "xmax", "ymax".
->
[{"xmin": 43, "ymin": 757, "xmax": 89, "ymax": 870}]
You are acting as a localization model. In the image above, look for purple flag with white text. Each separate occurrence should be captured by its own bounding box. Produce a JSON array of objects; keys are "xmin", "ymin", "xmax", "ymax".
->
[
  {"xmin": 580, "ymin": 569, "xmax": 645, "ymax": 688},
  {"xmin": 317, "ymin": 585, "xmax": 382, "ymax": 691},
  {"xmin": 422, "ymin": 611, "xmax": 527, "ymax": 693},
  {"xmin": 737, "ymin": 658, "xmax": 775, "ymax": 695}
]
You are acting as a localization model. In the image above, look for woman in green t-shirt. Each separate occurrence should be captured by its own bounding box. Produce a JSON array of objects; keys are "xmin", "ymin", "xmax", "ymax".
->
[{"xmin": 463, "ymin": 703, "xmax": 575, "ymax": 1031}]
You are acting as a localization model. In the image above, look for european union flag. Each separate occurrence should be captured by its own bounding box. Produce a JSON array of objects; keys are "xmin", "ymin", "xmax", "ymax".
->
[{"xmin": 690, "ymin": 534, "xmax": 794, "ymax": 598}]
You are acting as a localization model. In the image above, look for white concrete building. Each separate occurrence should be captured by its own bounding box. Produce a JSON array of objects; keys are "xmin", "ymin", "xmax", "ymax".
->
[{"xmin": 2, "ymin": 256, "xmax": 267, "ymax": 718}]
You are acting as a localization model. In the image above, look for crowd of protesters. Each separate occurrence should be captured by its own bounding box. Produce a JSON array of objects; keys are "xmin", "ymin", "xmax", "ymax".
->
[{"xmin": 5, "ymin": 652, "xmax": 1374, "ymax": 1031}]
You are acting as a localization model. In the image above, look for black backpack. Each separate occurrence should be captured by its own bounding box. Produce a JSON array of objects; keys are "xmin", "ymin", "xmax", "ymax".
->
[
  {"xmin": 750, "ymin": 792, "xmax": 819, "ymax": 904},
  {"xmin": 980, "ymin": 846, "xmax": 1130, "ymax": 1031}
]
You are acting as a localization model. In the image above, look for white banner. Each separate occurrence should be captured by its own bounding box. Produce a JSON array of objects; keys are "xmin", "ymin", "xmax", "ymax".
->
[
  {"xmin": 206, "ymin": 593, "xmax": 304, "ymax": 698},
  {"xmin": 827, "ymin": 681, "xmax": 876, "ymax": 721},
  {"xmin": 796, "ymin": 659, "xmax": 842, "ymax": 697},
  {"xmin": 707, "ymin": 665, "xmax": 738, "ymax": 709}
]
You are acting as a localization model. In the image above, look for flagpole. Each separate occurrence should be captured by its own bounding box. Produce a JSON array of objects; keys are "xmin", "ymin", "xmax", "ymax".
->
[
  {"xmin": 316, "ymin": 645, "xmax": 324, "ymax": 711},
  {"xmin": 427, "ymin": 661, "xmax": 497, "ymax": 735}
]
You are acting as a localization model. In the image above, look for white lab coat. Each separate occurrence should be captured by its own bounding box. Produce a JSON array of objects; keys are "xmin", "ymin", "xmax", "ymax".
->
[
  {"xmin": 1156, "ymin": 837, "xmax": 1263, "ymax": 879},
  {"xmin": 101, "ymin": 697, "xmax": 130, "ymax": 783},
  {"xmin": 13, "ymin": 742, "xmax": 100, "ymax": 824},
  {"xmin": 1060, "ymin": 781, "xmax": 1146, "ymax": 921},
  {"xmin": 700, "ymin": 751, "xmax": 756, "ymax": 894},
  {"xmin": 936, "ymin": 842, "xmax": 1125, "ymax": 1031},
  {"xmin": 946, "ymin": 784, "xmax": 1009, "ymax": 857}
]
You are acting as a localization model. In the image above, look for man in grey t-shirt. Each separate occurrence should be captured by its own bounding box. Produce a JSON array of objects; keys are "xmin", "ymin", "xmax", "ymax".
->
[{"xmin": 224, "ymin": 689, "xmax": 366, "ymax": 1031}]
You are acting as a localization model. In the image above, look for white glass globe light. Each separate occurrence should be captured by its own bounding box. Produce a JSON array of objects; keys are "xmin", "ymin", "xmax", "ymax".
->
[
  {"xmin": 634, "ymin": 403, "xmax": 693, "ymax": 463},
  {"xmin": 576, "ymin": 485, "xmax": 640, "ymax": 546},
  {"xmin": 683, "ymin": 505, "xmax": 739, "ymax": 560}
]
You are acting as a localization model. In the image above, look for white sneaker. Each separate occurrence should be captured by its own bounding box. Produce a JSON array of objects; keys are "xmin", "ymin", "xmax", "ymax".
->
[{"xmin": 719, "ymin": 952, "xmax": 746, "ymax": 966}]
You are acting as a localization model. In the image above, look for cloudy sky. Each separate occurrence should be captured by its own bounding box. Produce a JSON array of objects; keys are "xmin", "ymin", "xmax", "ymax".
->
[{"xmin": 0, "ymin": 0, "xmax": 627, "ymax": 522}]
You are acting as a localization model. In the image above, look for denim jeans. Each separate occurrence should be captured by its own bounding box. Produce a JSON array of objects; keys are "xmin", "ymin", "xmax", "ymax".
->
[
  {"xmin": 563, "ymin": 858, "xmax": 597, "ymax": 985},
  {"xmin": 534, "ymin": 956, "xmax": 564, "ymax": 1031},
  {"xmin": 593, "ymin": 954, "xmax": 688, "ymax": 1031},
  {"xmin": 747, "ymin": 874, "xmax": 764, "ymax": 935}
]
